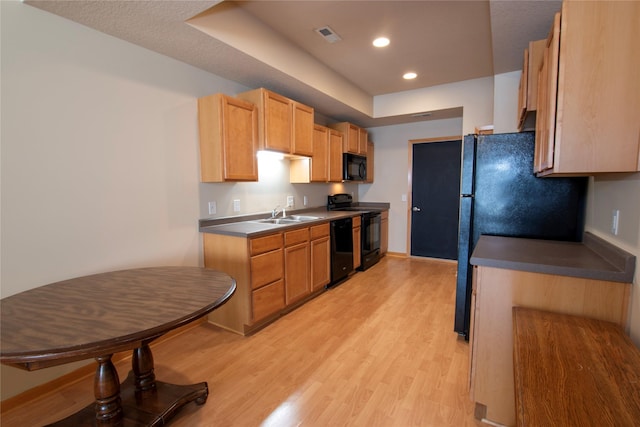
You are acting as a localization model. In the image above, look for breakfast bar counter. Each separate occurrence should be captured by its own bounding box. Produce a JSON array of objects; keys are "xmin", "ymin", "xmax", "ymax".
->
[
  {"xmin": 470, "ymin": 232, "xmax": 635, "ymax": 283},
  {"xmin": 467, "ymin": 233, "xmax": 635, "ymax": 426}
]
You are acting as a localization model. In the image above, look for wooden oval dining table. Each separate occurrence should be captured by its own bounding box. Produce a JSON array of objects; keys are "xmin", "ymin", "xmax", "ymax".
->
[{"xmin": 0, "ymin": 266, "xmax": 236, "ymax": 426}]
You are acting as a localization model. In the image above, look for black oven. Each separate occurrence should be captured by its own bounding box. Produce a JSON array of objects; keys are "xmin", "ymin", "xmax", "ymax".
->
[
  {"xmin": 327, "ymin": 194, "xmax": 381, "ymax": 271},
  {"xmin": 360, "ymin": 212, "xmax": 381, "ymax": 270}
]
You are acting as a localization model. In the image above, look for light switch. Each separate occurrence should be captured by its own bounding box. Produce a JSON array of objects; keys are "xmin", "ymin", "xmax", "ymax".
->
[{"xmin": 233, "ymin": 199, "xmax": 241, "ymax": 213}]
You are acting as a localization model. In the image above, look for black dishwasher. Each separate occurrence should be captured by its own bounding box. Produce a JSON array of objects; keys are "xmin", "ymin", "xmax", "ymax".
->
[{"xmin": 329, "ymin": 217, "xmax": 353, "ymax": 286}]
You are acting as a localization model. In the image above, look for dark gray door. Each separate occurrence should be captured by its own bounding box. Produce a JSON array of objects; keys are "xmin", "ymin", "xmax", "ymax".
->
[{"xmin": 410, "ymin": 140, "xmax": 462, "ymax": 260}]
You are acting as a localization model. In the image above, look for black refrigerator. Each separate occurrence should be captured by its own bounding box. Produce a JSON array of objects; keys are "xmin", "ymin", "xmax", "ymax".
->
[{"xmin": 454, "ymin": 132, "xmax": 587, "ymax": 338}]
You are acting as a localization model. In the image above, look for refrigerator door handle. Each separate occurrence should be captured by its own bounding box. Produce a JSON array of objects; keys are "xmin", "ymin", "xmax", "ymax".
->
[{"xmin": 461, "ymin": 194, "xmax": 474, "ymax": 198}]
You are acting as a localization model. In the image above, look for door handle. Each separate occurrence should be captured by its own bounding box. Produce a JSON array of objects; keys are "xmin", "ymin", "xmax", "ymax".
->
[{"xmin": 412, "ymin": 207, "xmax": 421, "ymax": 212}]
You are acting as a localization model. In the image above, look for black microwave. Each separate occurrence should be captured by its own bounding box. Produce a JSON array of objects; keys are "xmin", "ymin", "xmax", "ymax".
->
[{"xmin": 343, "ymin": 153, "xmax": 367, "ymax": 181}]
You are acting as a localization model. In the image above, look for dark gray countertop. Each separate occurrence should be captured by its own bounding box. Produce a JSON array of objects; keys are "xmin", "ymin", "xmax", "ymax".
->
[
  {"xmin": 198, "ymin": 204, "xmax": 389, "ymax": 238},
  {"xmin": 470, "ymin": 233, "xmax": 636, "ymax": 283}
]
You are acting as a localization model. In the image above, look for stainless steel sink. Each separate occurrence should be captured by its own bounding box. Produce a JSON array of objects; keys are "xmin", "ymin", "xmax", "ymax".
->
[
  {"xmin": 249, "ymin": 215, "xmax": 323, "ymax": 226},
  {"xmin": 253, "ymin": 218, "xmax": 302, "ymax": 225},
  {"xmin": 289, "ymin": 215, "xmax": 323, "ymax": 221}
]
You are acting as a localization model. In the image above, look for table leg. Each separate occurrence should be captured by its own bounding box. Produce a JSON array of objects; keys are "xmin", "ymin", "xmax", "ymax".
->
[
  {"xmin": 132, "ymin": 343, "xmax": 156, "ymax": 395},
  {"xmin": 94, "ymin": 354, "xmax": 123, "ymax": 424},
  {"xmin": 46, "ymin": 346, "xmax": 208, "ymax": 426}
]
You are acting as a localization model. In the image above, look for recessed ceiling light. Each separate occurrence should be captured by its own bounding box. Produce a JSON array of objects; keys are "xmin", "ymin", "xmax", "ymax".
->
[
  {"xmin": 373, "ymin": 37, "xmax": 390, "ymax": 47},
  {"xmin": 403, "ymin": 72, "xmax": 417, "ymax": 80}
]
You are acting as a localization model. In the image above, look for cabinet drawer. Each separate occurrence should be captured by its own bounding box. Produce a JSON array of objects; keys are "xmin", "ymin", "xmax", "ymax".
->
[
  {"xmin": 310, "ymin": 223, "xmax": 330, "ymax": 240},
  {"xmin": 252, "ymin": 279, "xmax": 284, "ymax": 322},
  {"xmin": 352, "ymin": 215, "xmax": 361, "ymax": 227},
  {"xmin": 284, "ymin": 228, "xmax": 309, "ymax": 246},
  {"xmin": 250, "ymin": 233, "xmax": 283, "ymax": 256},
  {"xmin": 250, "ymin": 249, "xmax": 283, "ymax": 289}
]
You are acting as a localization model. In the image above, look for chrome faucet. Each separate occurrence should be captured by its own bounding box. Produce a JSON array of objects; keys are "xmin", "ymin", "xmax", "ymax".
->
[{"xmin": 272, "ymin": 205, "xmax": 287, "ymax": 218}]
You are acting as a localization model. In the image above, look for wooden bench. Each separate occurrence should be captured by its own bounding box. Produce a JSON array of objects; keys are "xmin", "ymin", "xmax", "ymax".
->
[{"xmin": 512, "ymin": 307, "xmax": 640, "ymax": 426}]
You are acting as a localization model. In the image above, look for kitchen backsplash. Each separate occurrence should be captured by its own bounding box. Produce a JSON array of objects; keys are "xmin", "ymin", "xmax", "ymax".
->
[{"xmin": 199, "ymin": 156, "xmax": 359, "ymax": 218}]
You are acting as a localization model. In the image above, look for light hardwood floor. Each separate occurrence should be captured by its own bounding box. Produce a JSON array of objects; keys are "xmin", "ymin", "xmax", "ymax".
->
[{"xmin": 2, "ymin": 257, "xmax": 485, "ymax": 427}]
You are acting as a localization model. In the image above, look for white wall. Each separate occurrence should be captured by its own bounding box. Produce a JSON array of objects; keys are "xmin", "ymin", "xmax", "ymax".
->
[
  {"xmin": 585, "ymin": 174, "xmax": 640, "ymax": 344},
  {"xmin": 373, "ymin": 77, "xmax": 493, "ymax": 135},
  {"xmin": 0, "ymin": 0, "xmax": 241, "ymax": 398},
  {"xmin": 199, "ymin": 157, "xmax": 357, "ymax": 219},
  {"xmin": 362, "ymin": 76, "xmax": 494, "ymax": 254},
  {"xmin": 0, "ymin": 1, "xmax": 354, "ymax": 400},
  {"xmin": 361, "ymin": 118, "xmax": 463, "ymax": 254},
  {"xmin": 493, "ymin": 71, "xmax": 521, "ymax": 133}
]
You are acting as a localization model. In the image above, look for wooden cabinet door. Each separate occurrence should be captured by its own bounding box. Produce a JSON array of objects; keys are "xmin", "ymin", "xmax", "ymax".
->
[
  {"xmin": 518, "ymin": 40, "xmax": 545, "ymax": 131},
  {"xmin": 197, "ymin": 93, "xmax": 258, "ymax": 182},
  {"xmin": 292, "ymin": 102, "xmax": 314, "ymax": 156},
  {"xmin": 345, "ymin": 123, "xmax": 359, "ymax": 154},
  {"xmin": 311, "ymin": 124, "xmax": 329, "ymax": 182},
  {"xmin": 222, "ymin": 96, "xmax": 259, "ymax": 181},
  {"xmin": 250, "ymin": 249, "xmax": 283, "ymax": 289},
  {"xmin": 534, "ymin": 12, "xmax": 560, "ymax": 173},
  {"xmin": 358, "ymin": 127, "xmax": 368, "ymax": 155},
  {"xmin": 380, "ymin": 211, "xmax": 389, "ymax": 255},
  {"xmin": 263, "ymin": 90, "xmax": 292, "ymax": 153},
  {"xmin": 252, "ymin": 279, "xmax": 285, "ymax": 322},
  {"xmin": 353, "ymin": 225, "xmax": 361, "ymax": 269},
  {"xmin": 310, "ymin": 236, "xmax": 330, "ymax": 291},
  {"xmin": 284, "ymin": 241, "xmax": 310, "ymax": 305},
  {"xmin": 535, "ymin": 2, "xmax": 640, "ymax": 175},
  {"xmin": 328, "ymin": 129, "xmax": 343, "ymax": 182},
  {"xmin": 517, "ymin": 48, "xmax": 528, "ymax": 128}
]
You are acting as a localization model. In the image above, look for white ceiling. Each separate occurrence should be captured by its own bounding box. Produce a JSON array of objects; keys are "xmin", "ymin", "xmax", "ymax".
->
[{"xmin": 25, "ymin": 0, "xmax": 561, "ymax": 127}]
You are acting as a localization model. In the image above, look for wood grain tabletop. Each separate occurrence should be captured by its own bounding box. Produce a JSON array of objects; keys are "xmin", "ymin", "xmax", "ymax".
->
[{"xmin": 1, "ymin": 267, "xmax": 235, "ymax": 370}]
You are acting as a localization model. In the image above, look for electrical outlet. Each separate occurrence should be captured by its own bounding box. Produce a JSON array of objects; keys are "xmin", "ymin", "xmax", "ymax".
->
[
  {"xmin": 208, "ymin": 201, "xmax": 217, "ymax": 215},
  {"xmin": 233, "ymin": 199, "xmax": 241, "ymax": 213},
  {"xmin": 303, "ymin": 195, "xmax": 308, "ymax": 206},
  {"xmin": 612, "ymin": 209, "xmax": 620, "ymax": 235},
  {"xmin": 287, "ymin": 195, "xmax": 294, "ymax": 207}
]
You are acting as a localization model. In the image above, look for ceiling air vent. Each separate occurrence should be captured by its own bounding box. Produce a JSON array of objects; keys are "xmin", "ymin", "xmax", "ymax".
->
[{"xmin": 315, "ymin": 26, "xmax": 341, "ymax": 43}]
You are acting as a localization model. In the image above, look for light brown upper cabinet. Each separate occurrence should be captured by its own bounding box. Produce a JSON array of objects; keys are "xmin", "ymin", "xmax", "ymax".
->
[
  {"xmin": 237, "ymin": 88, "xmax": 314, "ymax": 157},
  {"xmin": 197, "ymin": 93, "xmax": 258, "ymax": 182},
  {"xmin": 310, "ymin": 125, "xmax": 329, "ymax": 182},
  {"xmin": 328, "ymin": 128, "xmax": 344, "ymax": 182},
  {"xmin": 534, "ymin": 1, "xmax": 640, "ymax": 176},
  {"xmin": 290, "ymin": 124, "xmax": 332, "ymax": 183},
  {"xmin": 517, "ymin": 39, "xmax": 545, "ymax": 131},
  {"xmin": 292, "ymin": 102, "xmax": 314, "ymax": 157},
  {"xmin": 329, "ymin": 122, "xmax": 368, "ymax": 156},
  {"xmin": 358, "ymin": 127, "xmax": 368, "ymax": 156}
]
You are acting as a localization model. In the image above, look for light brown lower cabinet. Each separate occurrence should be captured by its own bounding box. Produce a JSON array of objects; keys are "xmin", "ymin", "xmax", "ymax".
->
[
  {"xmin": 310, "ymin": 223, "xmax": 331, "ymax": 291},
  {"xmin": 469, "ymin": 266, "xmax": 630, "ymax": 426},
  {"xmin": 251, "ymin": 280, "xmax": 284, "ymax": 322},
  {"xmin": 380, "ymin": 210, "xmax": 389, "ymax": 255},
  {"xmin": 203, "ymin": 223, "xmax": 330, "ymax": 335},
  {"xmin": 352, "ymin": 215, "xmax": 361, "ymax": 269},
  {"xmin": 284, "ymin": 228, "xmax": 310, "ymax": 305}
]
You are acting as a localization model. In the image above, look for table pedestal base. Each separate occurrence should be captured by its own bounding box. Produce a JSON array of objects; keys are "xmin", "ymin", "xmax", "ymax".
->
[{"xmin": 46, "ymin": 371, "xmax": 208, "ymax": 426}]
